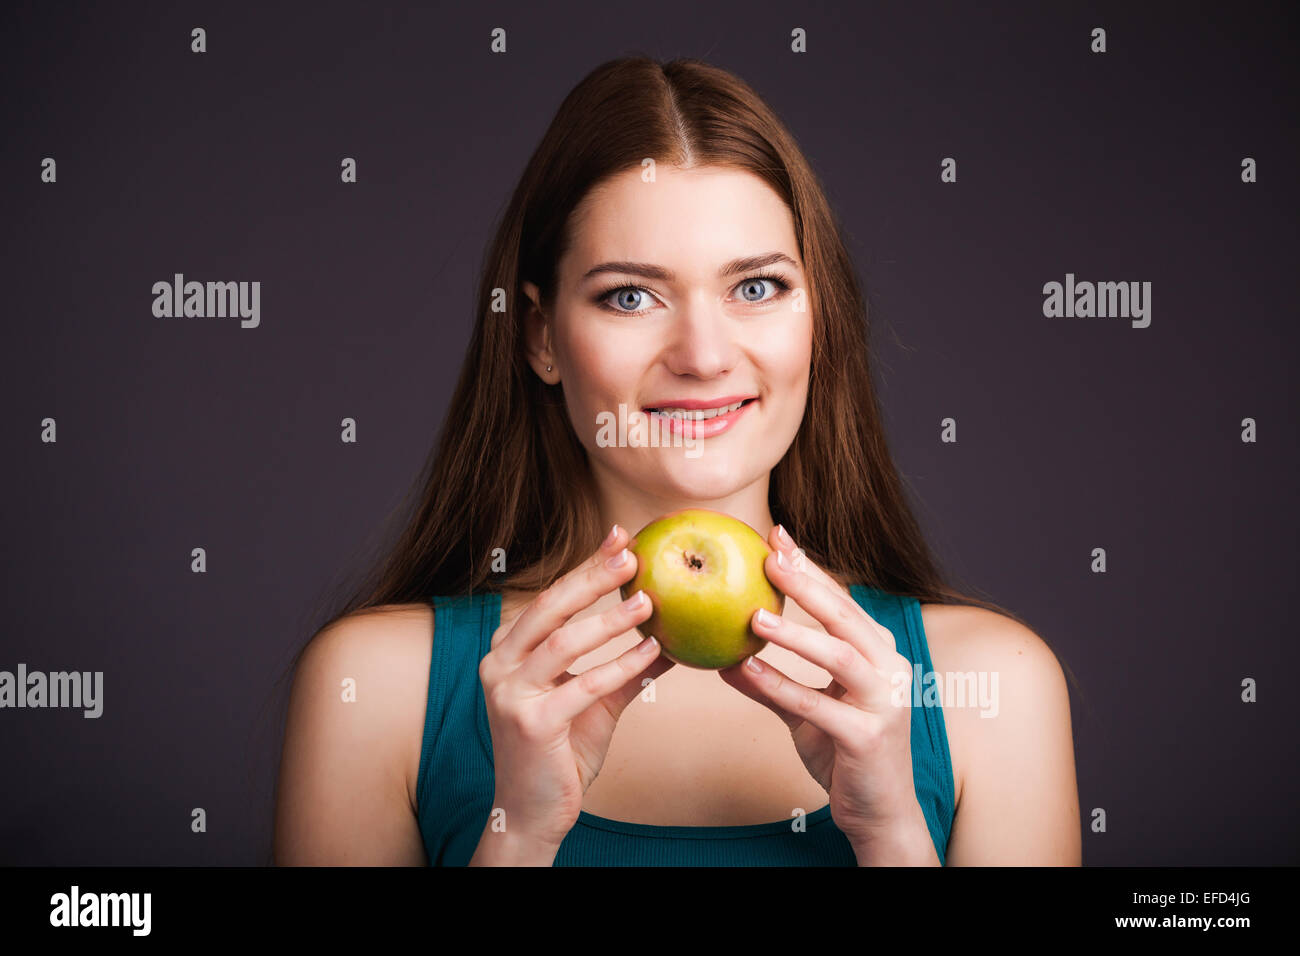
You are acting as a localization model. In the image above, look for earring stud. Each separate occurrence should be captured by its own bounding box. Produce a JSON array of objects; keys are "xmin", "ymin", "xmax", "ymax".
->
[{"xmin": 546, "ymin": 365, "xmax": 553, "ymax": 372}]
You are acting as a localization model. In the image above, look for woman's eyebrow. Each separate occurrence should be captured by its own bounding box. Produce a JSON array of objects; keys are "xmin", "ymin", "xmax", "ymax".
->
[{"xmin": 580, "ymin": 251, "xmax": 799, "ymax": 283}]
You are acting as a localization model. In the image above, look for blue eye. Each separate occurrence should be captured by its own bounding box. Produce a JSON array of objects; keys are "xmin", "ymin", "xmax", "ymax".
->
[
  {"xmin": 595, "ymin": 285, "xmax": 657, "ymax": 314},
  {"xmin": 612, "ymin": 288, "xmax": 651, "ymax": 312},
  {"xmin": 737, "ymin": 277, "xmax": 780, "ymax": 302},
  {"xmin": 595, "ymin": 273, "xmax": 793, "ymax": 315}
]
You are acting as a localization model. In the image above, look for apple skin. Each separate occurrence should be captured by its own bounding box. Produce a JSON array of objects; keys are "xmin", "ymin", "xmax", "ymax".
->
[{"xmin": 620, "ymin": 508, "xmax": 785, "ymax": 670}]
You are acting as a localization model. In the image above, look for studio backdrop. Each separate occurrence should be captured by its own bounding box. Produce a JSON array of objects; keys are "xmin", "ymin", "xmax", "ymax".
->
[{"xmin": 2, "ymin": 0, "xmax": 1296, "ymax": 865}]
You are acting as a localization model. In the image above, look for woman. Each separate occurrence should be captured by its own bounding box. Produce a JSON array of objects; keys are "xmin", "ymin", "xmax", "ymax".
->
[{"xmin": 273, "ymin": 55, "xmax": 1081, "ymax": 866}]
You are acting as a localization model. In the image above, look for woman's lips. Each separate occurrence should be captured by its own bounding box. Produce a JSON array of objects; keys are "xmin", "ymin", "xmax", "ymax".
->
[{"xmin": 644, "ymin": 398, "xmax": 757, "ymax": 439}]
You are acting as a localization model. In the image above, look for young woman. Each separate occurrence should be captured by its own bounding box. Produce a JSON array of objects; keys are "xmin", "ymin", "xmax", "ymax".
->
[{"xmin": 273, "ymin": 55, "xmax": 1081, "ymax": 866}]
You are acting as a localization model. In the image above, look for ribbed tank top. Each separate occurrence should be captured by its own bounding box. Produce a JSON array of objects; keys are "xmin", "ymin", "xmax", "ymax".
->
[{"xmin": 417, "ymin": 584, "xmax": 955, "ymax": 865}]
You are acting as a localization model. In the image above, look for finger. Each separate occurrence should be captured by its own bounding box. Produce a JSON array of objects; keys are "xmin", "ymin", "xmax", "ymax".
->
[
  {"xmin": 494, "ymin": 525, "xmax": 636, "ymax": 668},
  {"xmin": 566, "ymin": 651, "xmax": 677, "ymax": 722},
  {"xmin": 542, "ymin": 632, "xmax": 664, "ymax": 727},
  {"xmin": 720, "ymin": 653, "xmax": 871, "ymax": 748},
  {"xmin": 750, "ymin": 610, "xmax": 890, "ymax": 705},
  {"xmin": 769, "ymin": 525, "xmax": 857, "ymax": 602},
  {"xmin": 717, "ymin": 661, "xmax": 807, "ymax": 732},
  {"xmin": 515, "ymin": 588, "xmax": 654, "ymax": 690},
  {"xmin": 769, "ymin": 527, "xmax": 895, "ymax": 652},
  {"xmin": 764, "ymin": 548, "xmax": 896, "ymax": 666}
]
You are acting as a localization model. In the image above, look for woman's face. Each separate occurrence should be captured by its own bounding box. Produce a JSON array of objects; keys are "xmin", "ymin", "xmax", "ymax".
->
[{"xmin": 523, "ymin": 163, "xmax": 812, "ymax": 506}]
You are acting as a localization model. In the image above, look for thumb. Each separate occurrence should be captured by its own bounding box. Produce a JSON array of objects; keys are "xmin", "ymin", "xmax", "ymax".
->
[
  {"xmin": 602, "ymin": 653, "xmax": 676, "ymax": 717},
  {"xmin": 716, "ymin": 661, "xmax": 805, "ymax": 732},
  {"xmin": 556, "ymin": 652, "xmax": 676, "ymax": 719}
]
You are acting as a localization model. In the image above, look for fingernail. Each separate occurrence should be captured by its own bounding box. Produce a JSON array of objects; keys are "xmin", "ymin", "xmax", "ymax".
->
[
  {"xmin": 621, "ymin": 590, "xmax": 646, "ymax": 610},
  {"xmin": 639, "ymin": 635, "xmax": 658, "ymax": 653},
  {"xmin": 745, "ymin": 655, "xmax": 763, "ymax": 673},
  {"xmin": 603, "ymin": 524, "xmax": 620, "ymax": 549},
  {"xmin": 755, "ymin": 608, "xmax": 780, "ymax": 629},
  {"xmin": 605, "ymin": 548, "xmax": 629, "ymax": 569},
  {"xmin": 776, "ymin": 524, "xmax": 794, "ymax": 549},
  {"xmin": 776, "ymin": 549, "xmax": 790, "ymax": 571}
]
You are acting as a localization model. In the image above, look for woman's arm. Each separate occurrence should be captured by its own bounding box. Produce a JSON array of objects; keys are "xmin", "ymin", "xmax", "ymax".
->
[
  {"xmin": 273, "ymin": 606, "xmax": 434, "ymax": 865},
  {"xmin": 942, "ymin": 616, "xmax": 1082, "ymax": 866}
]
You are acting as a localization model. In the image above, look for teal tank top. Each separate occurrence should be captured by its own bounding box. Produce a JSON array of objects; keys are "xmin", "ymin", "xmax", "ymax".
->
[{"xmin": 417, "ymin": 584, "xmax": 956, "ymax": 865}]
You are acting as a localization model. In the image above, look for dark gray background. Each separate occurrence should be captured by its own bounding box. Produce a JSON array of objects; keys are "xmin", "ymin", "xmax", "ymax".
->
[{"xmin": 2, "ymin": 0, "xmax": 1296, "ymax": 865}]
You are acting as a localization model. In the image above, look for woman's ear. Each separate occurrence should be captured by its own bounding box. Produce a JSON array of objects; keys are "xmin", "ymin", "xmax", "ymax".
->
[{"xmin": 521, "ymin": 280, "xmax": 559, "ymax": 384}]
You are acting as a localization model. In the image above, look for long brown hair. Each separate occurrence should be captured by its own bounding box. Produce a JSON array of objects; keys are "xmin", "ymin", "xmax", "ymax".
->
[
  {"xmin": 322, "ymin": 53, "xmax": 1072, "ymax": 618},
  {"xmin": 259, "ymin": 57, "xmax": 1084, "ymax": 851}
]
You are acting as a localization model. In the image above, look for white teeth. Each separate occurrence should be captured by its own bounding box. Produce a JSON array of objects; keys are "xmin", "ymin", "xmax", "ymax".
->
[{"xmin": 650, "ymin": 400, "xmax": 746, "ymax": 420}]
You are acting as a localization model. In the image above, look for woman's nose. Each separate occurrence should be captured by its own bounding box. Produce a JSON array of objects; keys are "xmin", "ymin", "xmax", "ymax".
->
[{"xmin": 660, "ymin": 296, "xmax": 739, "ymax": 379}]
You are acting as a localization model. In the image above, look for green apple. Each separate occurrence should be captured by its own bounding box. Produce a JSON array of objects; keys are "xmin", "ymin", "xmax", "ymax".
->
[{"xmin": 620, "ymin": 508, "xmax": 785, "ymax": 670}]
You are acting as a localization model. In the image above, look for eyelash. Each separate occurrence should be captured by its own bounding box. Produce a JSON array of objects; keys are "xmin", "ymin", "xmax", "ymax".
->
[{"xmin": 594, "ymin": 272, "xmax": 794, "ymax": 316}]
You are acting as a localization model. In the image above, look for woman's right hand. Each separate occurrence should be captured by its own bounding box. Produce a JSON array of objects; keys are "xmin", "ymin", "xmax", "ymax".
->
[{"xmin": 474, "ymin": 524, "xmax": 674, "ymax": 858}]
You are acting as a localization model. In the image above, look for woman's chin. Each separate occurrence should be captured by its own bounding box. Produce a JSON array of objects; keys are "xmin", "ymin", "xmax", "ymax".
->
[{"xmin": 641, "ymin": 465, "xmax": 754, "ymax": 503}]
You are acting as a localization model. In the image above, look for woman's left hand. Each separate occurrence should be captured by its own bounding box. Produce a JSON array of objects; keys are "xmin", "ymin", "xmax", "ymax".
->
[{"xmin": 718, "ymin": 525, "xmax": 938, "ymax": 865}]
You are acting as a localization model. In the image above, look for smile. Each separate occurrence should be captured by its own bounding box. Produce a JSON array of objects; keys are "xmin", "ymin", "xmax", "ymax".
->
[{"xmin": 642, "ymin": 397, "xmax": 758, "ymax": 439}]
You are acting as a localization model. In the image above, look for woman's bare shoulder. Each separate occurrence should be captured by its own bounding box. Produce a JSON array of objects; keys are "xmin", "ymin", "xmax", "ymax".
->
[
  {"xmin": 918, "ymin": 602, "xmax": 1060, "ymax": 672},
  {"xmin": 274, "ymin": 602, "xmax": 436, "ymax": 864},
  {"xmin": 917, "ymin": 602, "xmax": 1079, "ymax": 865},
  {"xmin": 917, "ymin": 601, "xmax": 1074, "ymax": 859},
  {"xmin": 306, "ymin": 603, "xmax": 437, "ymax": 810},
  {"xmin": 313, "ymin": 602, "xmax": 435, "ymax": 668}
]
